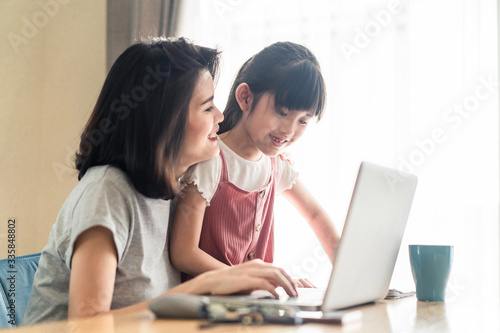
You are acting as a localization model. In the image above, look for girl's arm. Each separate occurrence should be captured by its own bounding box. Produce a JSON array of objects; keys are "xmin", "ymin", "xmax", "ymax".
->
[
  {"xmin": 282, "ymin": 179, "xmax": 339, "ymax": 261},
  {"xmin": 170, "ymin": 183, "xmax": 228, "ymax": 276},
  {"xmin": 68, "ymin": 226, "xmax": 298, "ymax": 319}
]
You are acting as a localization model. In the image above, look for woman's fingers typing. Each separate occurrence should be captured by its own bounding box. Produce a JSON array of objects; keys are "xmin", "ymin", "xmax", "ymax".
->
[
  {"xmin": 293, "ymin": 278, "xmax": 316, "ymax": 288},
  {"xmin": 235, "ymin": 260, "xmax": 297, "ymax": 296},
  {"xmin": 201, "ymin": 260, "xmax": 297, "ymax": 297},
  {"xmin": 210, "ymin": 277, "xmax": 280, "ymax": 298}
]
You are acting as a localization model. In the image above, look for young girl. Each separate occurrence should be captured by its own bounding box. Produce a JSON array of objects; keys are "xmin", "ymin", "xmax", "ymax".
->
[
  {"xmin": 23, "ymin": 37, "xmax": 297, "ymax": 325},
  {"xmin": 170, "ymin": 42, "xmax": 340, "ymax": 285}
]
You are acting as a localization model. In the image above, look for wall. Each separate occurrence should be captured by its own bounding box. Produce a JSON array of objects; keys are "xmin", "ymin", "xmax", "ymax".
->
[{"xmin": 0, "ymin": 0, "xmax": 106, "ymax": 257}]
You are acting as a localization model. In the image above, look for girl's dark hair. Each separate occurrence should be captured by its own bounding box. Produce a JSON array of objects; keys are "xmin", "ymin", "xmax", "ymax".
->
[
  {"xmin": 219, "ymin": 41, "xmax": 326, "ymax": 134},
  {"xmin": 75, "ymin": 37, "xmax": 220, "ymax": 199}
]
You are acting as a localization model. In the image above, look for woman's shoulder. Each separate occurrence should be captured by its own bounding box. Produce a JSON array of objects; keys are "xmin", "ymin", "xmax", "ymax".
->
[
  {"xmin": 75, "ymin": 165, "xmax": 137, "ymax": 199},
  {"xmin": 81, "ymin": 165, "xmax": 131, "ymax": 186}
]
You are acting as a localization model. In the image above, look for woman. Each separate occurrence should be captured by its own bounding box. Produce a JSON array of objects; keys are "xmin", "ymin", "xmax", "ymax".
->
[{"xmin": 23, "ymin": 37, "xmax": 297, "ymax": 325}]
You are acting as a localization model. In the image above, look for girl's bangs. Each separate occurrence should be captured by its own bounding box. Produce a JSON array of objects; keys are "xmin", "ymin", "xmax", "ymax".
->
[{"xmin": 273, "ymin": 60, "xmax": 325, "ymax": 119}]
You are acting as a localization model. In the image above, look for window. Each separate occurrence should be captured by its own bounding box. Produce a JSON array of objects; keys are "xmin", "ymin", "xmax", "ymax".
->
[{"xmin": 176, "ymin": 0, "xmax": 499, "ymax": 297}]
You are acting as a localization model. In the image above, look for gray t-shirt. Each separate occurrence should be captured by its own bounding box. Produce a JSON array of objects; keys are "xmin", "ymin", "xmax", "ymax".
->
[{"xmin": 23, "ymin": 165, "xmax": 180, "ymax": 325}]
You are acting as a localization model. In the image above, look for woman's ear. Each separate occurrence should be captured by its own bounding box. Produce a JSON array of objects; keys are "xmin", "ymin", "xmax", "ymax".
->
[{"xmin": 235, "ymin": 83, "xmax": 253, "ymax": 112}]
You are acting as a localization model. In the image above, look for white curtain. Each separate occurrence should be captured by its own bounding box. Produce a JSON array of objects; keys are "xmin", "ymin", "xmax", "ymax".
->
[
  {"xmin": 176, "ymin": 0, "xmax": 499, "ymax": 298},
  {"xmin": 106, "ymin": 0, "xmax": 179, "ymax": 71}
]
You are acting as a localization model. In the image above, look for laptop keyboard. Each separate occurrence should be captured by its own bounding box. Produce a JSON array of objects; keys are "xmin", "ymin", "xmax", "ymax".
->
[{"xmin": 252, "ymin": 287, "xmax": 326, "ymax": 303}]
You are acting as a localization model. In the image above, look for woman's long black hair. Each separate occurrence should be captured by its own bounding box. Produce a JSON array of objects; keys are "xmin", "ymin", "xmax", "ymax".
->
[{"xmin": 75, "ymin": 37, "xmax": 220, "ymax": 199}]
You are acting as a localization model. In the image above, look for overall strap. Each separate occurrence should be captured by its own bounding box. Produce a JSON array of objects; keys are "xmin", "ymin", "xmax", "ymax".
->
[{"xmin": 218, "ymin": 150, "xmax": 229, "ymax": 182}]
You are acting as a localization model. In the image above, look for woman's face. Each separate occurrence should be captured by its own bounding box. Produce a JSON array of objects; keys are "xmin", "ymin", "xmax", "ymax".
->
[{"xmin": 177, "ymin": 70, "xmax": 224, "ymax": 175}]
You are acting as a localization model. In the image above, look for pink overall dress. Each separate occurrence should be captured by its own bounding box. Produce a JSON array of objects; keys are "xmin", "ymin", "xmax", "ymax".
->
[{"xmin": 181, "ymin": 150, "xmax": 277, "ymax": 281}]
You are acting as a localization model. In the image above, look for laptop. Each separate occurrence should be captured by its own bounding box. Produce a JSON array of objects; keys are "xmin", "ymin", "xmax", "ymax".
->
[
  {"xmin": 150, "ymin": 161, "xmax": 418, "ymax": 317},
  {"xmin": 308, "ymin": 161, "xmax": 417, "ymax": 311}
]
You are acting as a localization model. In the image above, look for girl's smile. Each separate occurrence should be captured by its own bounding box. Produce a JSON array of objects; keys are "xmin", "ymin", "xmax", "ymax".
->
[
  {"xmin": 221, "ymin": 92, "xmax": 311, "ymax": 161},
  {"xmin": 247, "ymin": 93, "xmax": 310, "ymax": 157},
  {"xmin": 269, "ymin": 134, "xmax": 289, "ymax": 147}
]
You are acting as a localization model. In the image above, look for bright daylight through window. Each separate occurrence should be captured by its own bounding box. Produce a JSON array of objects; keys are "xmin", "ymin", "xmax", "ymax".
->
[{"xmin": 177, "ymin": 0, "xmax": 499, "ymax": 298}]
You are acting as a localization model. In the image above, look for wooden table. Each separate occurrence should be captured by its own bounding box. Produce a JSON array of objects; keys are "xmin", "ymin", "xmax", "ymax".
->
[{"xmin": 4, "ymin": 294, "xmax": 499, "ymax": 332}]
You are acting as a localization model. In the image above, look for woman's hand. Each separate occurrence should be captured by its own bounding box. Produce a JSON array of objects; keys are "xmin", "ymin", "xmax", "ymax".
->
[
  {"xmin": 180, "ymin": 259, "xmax": 298, "ymax": 298},
  {"xmin": 116, "ymin": 260, "xmax": 298, "ymax": 316},
  {"xmin": 279, "ymin": 152, "xmax": 294, "ymax": 167},
  {"xmin": 293, "ymin": 278, "xmax": 316, "ymax": 288}
]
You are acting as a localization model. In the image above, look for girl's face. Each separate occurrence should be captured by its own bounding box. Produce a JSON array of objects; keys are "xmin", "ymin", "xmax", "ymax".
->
[
  {"xmin": 243, "ymin": 92, "xmax": 312, "ymax": 158},
  {"xmin": 178, "ymin": 70, "xmax": 224, "ymax": 174}
]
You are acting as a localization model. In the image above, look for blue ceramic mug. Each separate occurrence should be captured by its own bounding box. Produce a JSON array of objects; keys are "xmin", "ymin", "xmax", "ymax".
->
[{"xmin": 409, "ymin": 245, "xmax": 453, "ymax": 301}]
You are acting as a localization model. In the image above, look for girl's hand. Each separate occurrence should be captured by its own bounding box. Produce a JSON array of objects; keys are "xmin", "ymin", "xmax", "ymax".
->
[
  {"xmin": 192, "ymin": 259, "xmax": 298, "ymax": 298},
  {"xmin": 293, "ymin": 278, "xmax": 316, "ymax": 288}
]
